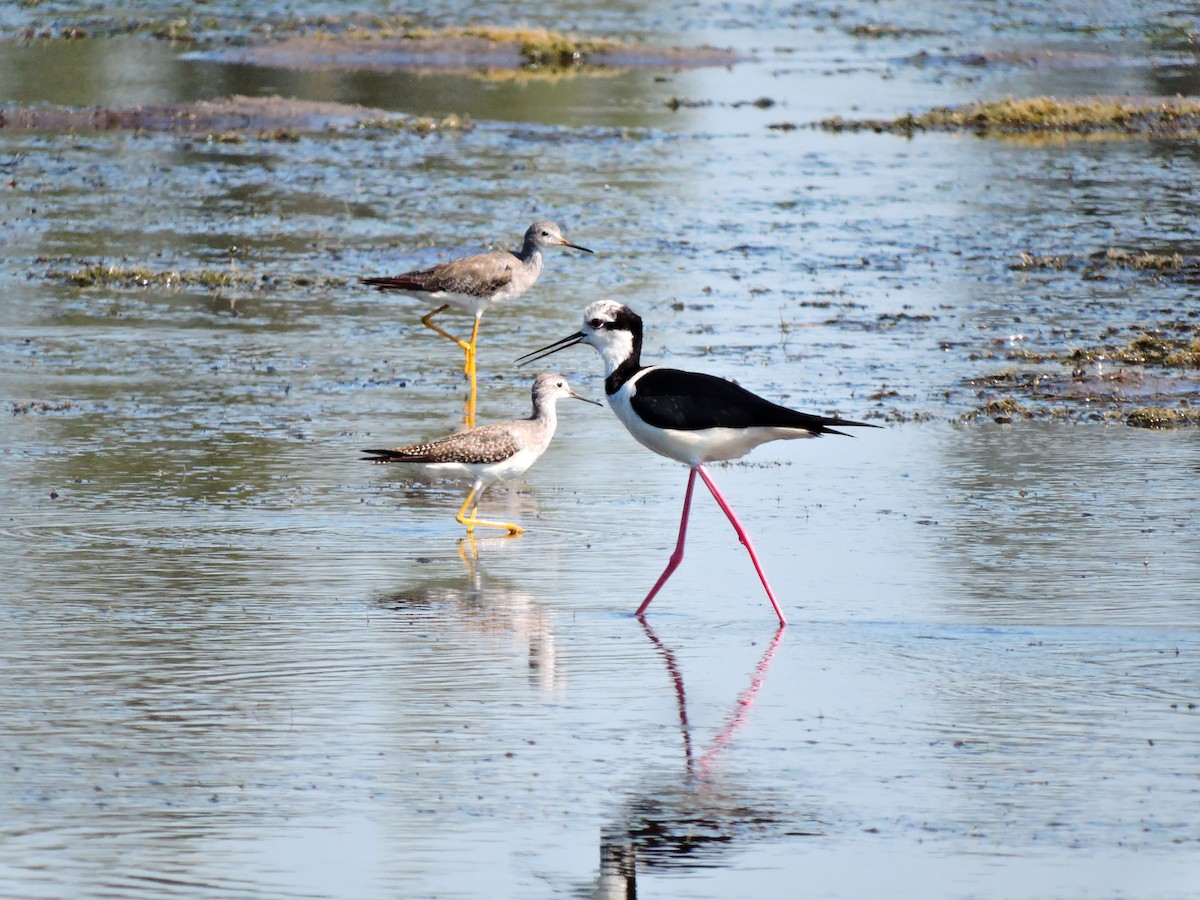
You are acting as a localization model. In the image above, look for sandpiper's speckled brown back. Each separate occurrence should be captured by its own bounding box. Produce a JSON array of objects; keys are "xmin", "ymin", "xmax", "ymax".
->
[{"xmin": 366, "ymin": 422, "xmax": 522, "ymax": 466}]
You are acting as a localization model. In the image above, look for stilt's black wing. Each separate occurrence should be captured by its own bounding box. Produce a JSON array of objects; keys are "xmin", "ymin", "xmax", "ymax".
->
[{"xmin": 629, "ymin": 368, "xmax": 876, "ymax": 436}]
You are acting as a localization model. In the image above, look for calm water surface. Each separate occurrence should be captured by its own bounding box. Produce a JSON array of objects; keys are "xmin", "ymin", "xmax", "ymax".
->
[{"xmin": 2, "ymin": 0, "xmax": 1199, "ymax": 897}]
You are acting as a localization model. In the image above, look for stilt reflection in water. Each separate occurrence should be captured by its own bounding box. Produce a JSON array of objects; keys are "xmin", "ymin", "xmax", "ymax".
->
[{"xmin": 583, "ymin": 623, "xmax": 819, "ymax": 898}]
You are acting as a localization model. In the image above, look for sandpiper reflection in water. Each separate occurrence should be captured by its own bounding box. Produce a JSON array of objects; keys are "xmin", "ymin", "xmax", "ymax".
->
[{"xmin": 376, "ymin": 539, "xmax": 559, "ymax": 694}]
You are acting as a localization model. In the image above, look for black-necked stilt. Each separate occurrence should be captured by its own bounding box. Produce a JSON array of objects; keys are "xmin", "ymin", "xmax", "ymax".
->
[
  {"xmin": 364, "ymin": 373, "xmax": 600, "ymax": 536},
  {"xmin": 517, "ymin": 299, "xmax": 879, "ymax": 625},
  {"xmin": 361, "ymin": 221, "xmax": 593, "ymax": 427}
]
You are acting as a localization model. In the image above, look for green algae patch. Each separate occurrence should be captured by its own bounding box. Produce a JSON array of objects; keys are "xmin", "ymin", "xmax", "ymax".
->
[
  {"xmin": 455, "ymin": 26, "xmax": 622, "ymax": 66},
  {"xmin": 817, "ymin": 96, "xmax": 1200, "ymax": 136},
  {"xmin": 1070, "ymin": 329, "xmax": 1200, "ymax": 368},
  {"xmin": 960, "ymin": 320, "xmax": 1200, "ymax": 426},
  {"xmin": 354, "ymin": 113, "xmax": 473, "ymax": 136},
  {"xmin": 61, "ymin": 263, "xmax": 253, "ymax": 289},
  {"xmin": 191, "ymin": 22, "xmax": 739, "ymax": 73},
  {"xmin": 1013, "ymin": 247, "xmax": 1193, "ymax": 277},
  {"xmin": 967, "ymin": 322, "xmax": 1200, "ymax": 372},
  {"xmin": 1126, "ymin": 407, "xmax": 1200, "ymax": 428},
  {"xmin": 847, "ymin": 23, "xmax": 942, "ymax": 39},
  {"xmin": 323, "ymin": 22, "xmax": 623, "ymax": 65},
  {"xmin": 50, "ymin": 261, "xmax": 348, "ymax": 291},
  {"xmin": 961, "ymin": 396, "xmax": 1033, "ymax": 423}
]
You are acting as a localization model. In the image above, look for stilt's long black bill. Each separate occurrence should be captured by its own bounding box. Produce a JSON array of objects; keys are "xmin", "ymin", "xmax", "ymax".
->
[{"xmin": 515, "ymin": 331, "xmax": 584, "ymax": 366}]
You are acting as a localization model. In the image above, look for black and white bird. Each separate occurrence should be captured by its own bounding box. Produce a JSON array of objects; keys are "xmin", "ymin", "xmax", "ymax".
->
[
  {"xmin": 364, "ymin": 373, "xmax": 600, "ymax": 537},
  {"xmin": 517, "ymin": 300, "xmax": 878, "ymax": 625},
  {"xmin": 362, "ymin": 221, "xmax": 592, "ymax": 427}
]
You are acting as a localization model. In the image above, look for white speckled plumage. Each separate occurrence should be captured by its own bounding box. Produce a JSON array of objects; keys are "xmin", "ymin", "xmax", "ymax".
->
[{"xmin": 364, "ymin": 373, "xmax": 599, "ymax": 535}]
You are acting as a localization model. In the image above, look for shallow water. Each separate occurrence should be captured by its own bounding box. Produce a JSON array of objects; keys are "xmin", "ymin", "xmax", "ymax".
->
[{"xmin": 2, "ymin": 1, "xmax": 1200, "ymax": 897}]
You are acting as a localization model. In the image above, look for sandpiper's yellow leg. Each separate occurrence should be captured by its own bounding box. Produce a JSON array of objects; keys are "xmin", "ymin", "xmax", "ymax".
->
[
  {"xmin": 421, "ymin": 305, "xmax": 482, "ymax": 428},
  {"xmin": 420, "ymin": 304, "xmax": 471, "ymax": 351},
  {"xmin": 455, "ymin": 483, "xmax": 524, "ymax": 537},
  {"xmin": 462, "ymin": 313, "xmax": 483, "ymax": 428}
]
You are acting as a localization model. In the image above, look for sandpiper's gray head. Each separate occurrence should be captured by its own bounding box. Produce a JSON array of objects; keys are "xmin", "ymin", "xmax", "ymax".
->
[
  {"xmin": 524, "ymin": 221, "xmax": 593, "ymax": 254},
  {"xmin": 531, "ymin": 372, "xmax": 602, "ymax": 407}
]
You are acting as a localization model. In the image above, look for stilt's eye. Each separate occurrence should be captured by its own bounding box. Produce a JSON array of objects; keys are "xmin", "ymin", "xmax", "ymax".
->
[{"xmin": 588, "ymin": 318, "xmax": 604, "ymax": 329}]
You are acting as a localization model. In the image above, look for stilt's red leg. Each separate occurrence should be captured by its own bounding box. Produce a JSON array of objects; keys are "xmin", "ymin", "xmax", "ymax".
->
[
  {"xmin": 696, "ymin": 465, "xmax": 787, "ymax": 626},
  {"xmin": 637, "ymin": 467, "xmax": 698, "ymax": 616}
]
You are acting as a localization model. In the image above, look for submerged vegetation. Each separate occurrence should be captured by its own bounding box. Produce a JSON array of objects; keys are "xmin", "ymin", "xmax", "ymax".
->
[
  {"xmin": 456, "ymin": 26, "xmax": 622, "ymax": 67},
  {"xmin": 0, "ymin": 97, "xmax": 473, "ymax": 137},
  {"xmin": 1013, "ymin": 247, "xmax": 1194, "ymax": 276},
  {"xmin": 1125, "ymin": 407, "xmax": 1200, "ymax": 429},
  {"xmin": 13, "ymin": 14, "xmax": 652, "ymax": 70},
  {"xmin": 960, "ymin": 321, "xmax": 1200, "ymax": 426},
  {"xmin": 49, "ymin": 262, "xmax": 348, "ymax": 291},
  {"xmin": 816, "ymin": 96, "xmax": 1200, "ymax": 136},
  {"xmin": 311, "ymin": 21, "xmax": 625, "ymax": 66},
  {"xmin": 961, "ymin": 396, "xmax": 1033, "ymax": 424},
  {"xmin": 1071, "ymin": 330, "xmax": 1200, "ymax": 368}
]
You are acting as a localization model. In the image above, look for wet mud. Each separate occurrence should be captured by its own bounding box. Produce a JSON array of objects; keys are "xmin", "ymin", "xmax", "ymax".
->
[
  {"xmin": 0, "ymin": 94, "xmax": 469, "ymax": 135},
  {"xmin": 195, "ymin": 32, "xmax": 743, "ymax": 73}
]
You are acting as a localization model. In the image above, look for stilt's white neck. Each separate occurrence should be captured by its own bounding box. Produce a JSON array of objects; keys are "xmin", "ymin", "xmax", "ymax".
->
[{"xmin": 589, "ymin": 328, "xmax": 637, "ymax": 379}]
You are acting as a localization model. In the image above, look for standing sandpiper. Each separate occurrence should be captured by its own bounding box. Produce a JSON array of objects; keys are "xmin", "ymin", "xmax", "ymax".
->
[
  {"xmin": 362, "ymin": 222, "xmax": 593, "ymax": 427},
  {"xmin": 364, "ymin": 373, "xmax": 600, "ymax": 537}
]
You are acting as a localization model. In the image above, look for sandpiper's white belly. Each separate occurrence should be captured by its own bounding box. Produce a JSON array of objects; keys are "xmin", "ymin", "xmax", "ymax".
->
[
  {"xmin": 409, "ymin": 447, "xmax": 541, "ymax": 485},
  {"xmin": 399, "ymin": 288, "xmax": 503, "ymax": 319}
]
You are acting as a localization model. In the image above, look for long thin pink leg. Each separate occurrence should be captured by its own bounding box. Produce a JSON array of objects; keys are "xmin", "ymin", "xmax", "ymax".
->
[
  {"xmin": 636, "ymin": 467, "xmax": 698, "ymax": 616},
  {"xmin": 696, "ymin": 465, "xmax": 788, "ymax": 626}
]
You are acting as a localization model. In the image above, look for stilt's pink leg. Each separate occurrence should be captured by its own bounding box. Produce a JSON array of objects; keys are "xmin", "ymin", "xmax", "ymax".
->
[
  {"xmin": 696, "ymin": 465, "xmax": 788, "ymax": 626},
  {"xmin": 637, "ymin": 467, "xmax": 698, "ymax": 616}
]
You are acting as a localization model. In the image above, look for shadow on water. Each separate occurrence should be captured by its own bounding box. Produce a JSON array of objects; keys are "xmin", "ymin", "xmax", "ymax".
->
[{"xmin": 581, "ymin": 623, "xmax": 818, "ymax": 897}]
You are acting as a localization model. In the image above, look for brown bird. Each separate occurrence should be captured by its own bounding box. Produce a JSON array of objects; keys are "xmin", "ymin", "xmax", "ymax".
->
[
  {"xmin": 362, "ymin": 221, "xmax": 592, "ymax": 427},
  {"xmin": 364, "ymin": 373, "xmax": 600, "ymax": 536}
]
